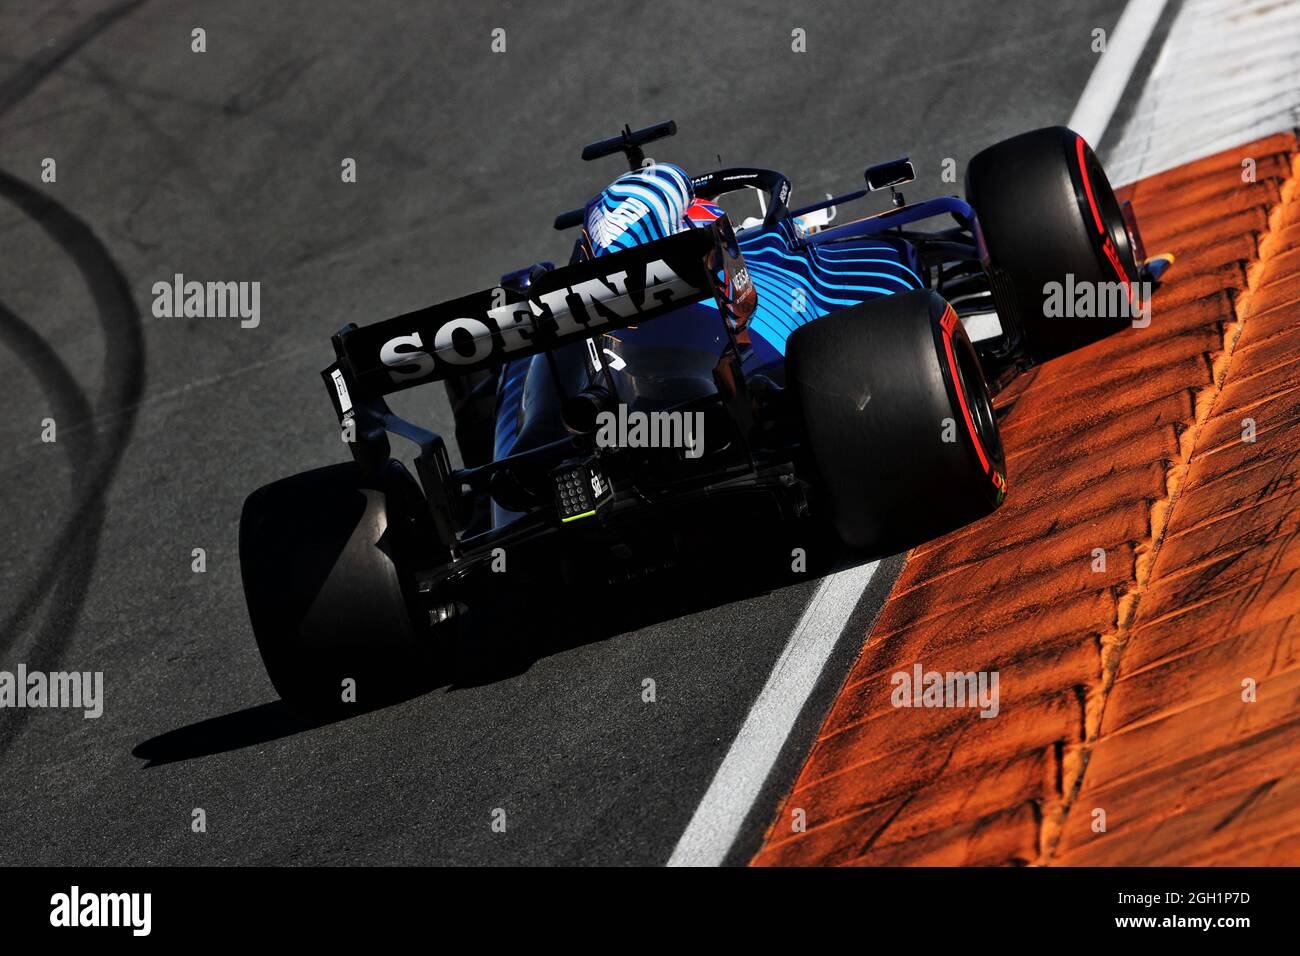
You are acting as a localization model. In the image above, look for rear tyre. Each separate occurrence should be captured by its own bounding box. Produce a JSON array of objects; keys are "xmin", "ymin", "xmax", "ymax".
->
[
  {"xmin": 787, "ymin": 290, "xmax": 1006, "ymax": 552},
  {"xmin": 966, "ymin": 126, "xmax": 1140, "ymax": 361},
  {"xmin": 239, "ymin": 461, "xmax": 435, "ymax": 714}
]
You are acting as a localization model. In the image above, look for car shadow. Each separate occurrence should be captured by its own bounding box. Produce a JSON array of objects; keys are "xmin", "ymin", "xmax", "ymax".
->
[
  {"xmin": 135, "ymin": 518, "xmax": 886, "ymax": 765},
  {"xmin": 441, "ymin": 517, "xmax": 873, "ymax": 688},
  {"xmin": 131, "ymin": 690, "xmax": 431, "ymax": 768},
  {"xmin": 133, "ymin": 701, "xmax": 324, "ymax": 767}
]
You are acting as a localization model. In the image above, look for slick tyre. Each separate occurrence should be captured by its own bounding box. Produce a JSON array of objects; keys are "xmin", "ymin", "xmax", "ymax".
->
[
  {"xmin": 239, "ymin": 461, "xmax": 433, "ymax": 714},
  {"xmin": 788, "ymin": 289, "xmax": 1006, "ymax": 552},
  {"xmin": 966, "ymin": 125, "xmax": 1140, "ymax": 361}
]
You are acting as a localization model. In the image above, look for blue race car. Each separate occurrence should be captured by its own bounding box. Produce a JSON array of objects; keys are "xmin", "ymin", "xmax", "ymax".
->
[{"xmin": 240, "ymin": 120, "xmax": 1156, "ymax": 711}]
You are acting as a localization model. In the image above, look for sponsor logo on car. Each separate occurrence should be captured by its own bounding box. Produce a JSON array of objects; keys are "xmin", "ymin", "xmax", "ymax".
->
[{"xmin": 378, "ymin": 257, "xmax": 698, "ymax": 384}]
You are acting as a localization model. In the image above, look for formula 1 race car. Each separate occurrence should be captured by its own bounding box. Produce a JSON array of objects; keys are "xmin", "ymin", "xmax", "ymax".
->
[{"xmin": 240, "ymin": 120, "xmax": 1153, "ymax": 711}]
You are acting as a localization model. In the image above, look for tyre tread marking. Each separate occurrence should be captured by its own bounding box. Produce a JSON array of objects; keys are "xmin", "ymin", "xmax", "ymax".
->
[{"xmin": 1076, "ymin": 134, "xmax": 1136, "ymax": 305}]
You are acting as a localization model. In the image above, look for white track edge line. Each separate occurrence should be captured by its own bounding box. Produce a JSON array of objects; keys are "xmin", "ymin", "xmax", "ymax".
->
[
  {"xmin": 1068, "ymin": 0, "xmax": 1171, "ymax": 148},
  {"xmin": 666, "ymin": 561, "xmax": 879, "ymax": 866}
]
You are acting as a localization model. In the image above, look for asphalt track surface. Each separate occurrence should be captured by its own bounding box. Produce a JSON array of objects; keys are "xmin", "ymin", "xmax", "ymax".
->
[{"xmin": 0, "ymin": 0, "xmax": 1127, "ymax": 865}]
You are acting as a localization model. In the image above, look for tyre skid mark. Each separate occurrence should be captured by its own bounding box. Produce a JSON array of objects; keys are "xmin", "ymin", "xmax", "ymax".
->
[
  {"xmin": 0, "ymin": 0, "xmax": 147, "ymax": 119},
  {"xmin": 0, "ymin": 171, "xmax": 145, "ymax": 758},
  {"xmin": 0, "ymin": 300, "xmax": 98, "ymax": 640}
]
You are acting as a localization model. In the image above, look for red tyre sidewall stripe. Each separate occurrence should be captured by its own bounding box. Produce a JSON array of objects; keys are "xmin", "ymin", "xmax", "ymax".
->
[
  {"xmin": 1075, "ymin": 134, "xmax": 1135, "ymax": 306},
  {"xmin": 940, "ymin": 304, "xmax": 991, "ymax": 474},
  {"xmin": 1076, "ymin": 135, "xmax": 1106, "ymax": 234}
]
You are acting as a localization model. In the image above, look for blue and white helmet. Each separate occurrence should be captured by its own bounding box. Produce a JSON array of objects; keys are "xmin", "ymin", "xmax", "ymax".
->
[{"xmin": 584, "ymin": 162, "xmax": 694, "ymax": 257}]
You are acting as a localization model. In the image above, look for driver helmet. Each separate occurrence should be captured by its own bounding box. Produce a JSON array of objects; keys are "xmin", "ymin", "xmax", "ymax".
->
[{"xmin": 584, "ymin": 162, "xmax": 694, "ymax": 257}]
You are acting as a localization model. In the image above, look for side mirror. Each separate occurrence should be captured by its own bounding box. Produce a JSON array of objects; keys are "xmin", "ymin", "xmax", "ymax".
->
[
  {"xmin": 864, "ymin": 157, "xmax": 915, "ymax": 192},
  {"xmin": 499, "ymin": 262, "xmax": 555, "ymax": 295}
]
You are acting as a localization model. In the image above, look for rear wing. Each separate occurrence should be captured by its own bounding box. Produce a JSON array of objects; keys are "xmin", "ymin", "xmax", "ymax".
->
[
  {"xmin": 325, "ymin": 224, "xmax": 729, "ymax": 407},
  {"xmin": 317, "ymin": 219, "xmax": 746, "ymax": 558}
]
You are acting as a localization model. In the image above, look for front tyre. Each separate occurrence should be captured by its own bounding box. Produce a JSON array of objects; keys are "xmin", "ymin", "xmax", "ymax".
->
[
  {"xmin": 788, "ymin": 290, "xmax": 1006, "ymax": 552},
  {"xmin": 966, "ymin": 126, "xmax": 1140, "ymax": 361}
]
